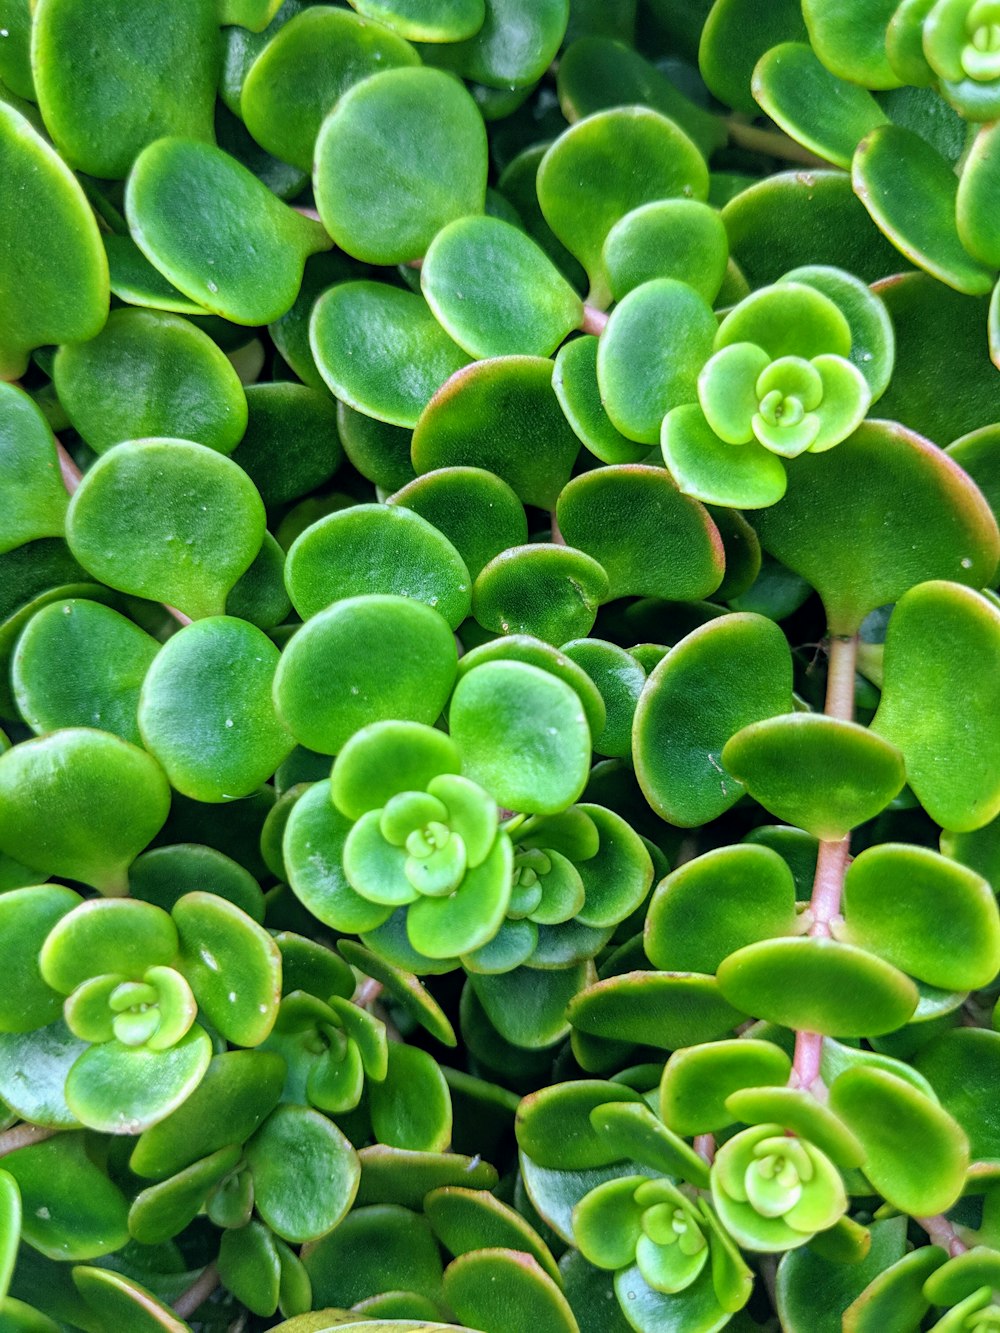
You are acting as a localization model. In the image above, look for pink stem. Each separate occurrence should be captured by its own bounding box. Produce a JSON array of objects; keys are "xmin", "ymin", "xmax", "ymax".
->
[
  {"xmin": 56, "ymin": 439, "xmax": 82, "ymax": 493},
  {"xmin": 791, "ymin": 633, "xmax": 859, "ymax": 1092},
  {"xmin": 581, "ymin": 305, "xmax": 609, "ymax": 335},
  {"xmin": 173, "ymin": 1262, "xmax": 220, "ymax": 1319},
  {"xmin": 694, "ymin": 1133, "xmax": 716, "ymax": 1166},
  {"xmin": 916, "ymin": 1213, "xmax": 968, "ymax": 1257},
  {"xmin": 0, "ymin": 1122, "xmax": 60, "ymax": 1158}
]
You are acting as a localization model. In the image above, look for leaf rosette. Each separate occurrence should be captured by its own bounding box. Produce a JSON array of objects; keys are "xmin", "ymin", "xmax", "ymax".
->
[{"xmin": 710, "ymin": 1122, "xmax": 848, "ymax": 1252}]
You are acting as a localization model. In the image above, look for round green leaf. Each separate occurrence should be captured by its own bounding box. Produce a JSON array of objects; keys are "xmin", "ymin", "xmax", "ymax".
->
[
  {"xmin": 872, "ymin": 581, "xmax": 1000, "ymax": 831},
  {"xmin": 274, "ymin": 596, "xmax": 458, "ymax": 754},
  {"xmin": 596, "ymin": 279, "xmax": 717, "ymax": 444},
  {"xmin": 802, "ymin": 0, "xmax": 902, "ymax": 87},
  {"xmin": 425, "ymin": 1186, "xmax": 559, "ymax": 1282},
  {"xmin": 39, "ymin": 897, "xmax": 176, "ymax": 996},
  {"xmin": 388, "ymin": 468, "xmax": 527, "ymax": 580},
  {"xmin": 13, "ymin": 599, "xmax": 159, "ymax": 746},
  {"xmin": 659, "ymin": 1039, "xmax": 792, "ymax": 1137},
  {"xmin": 778, "ymin": 265, "xmax": 896, "ymax": 401},
  {"xmin": 721, "ymin": 713, "xmax": 906, "ymax": 839},
  {"xmin": 310, "ymin": 282, "xmax": 470, "ymax": 430},
  {"xmin": 444, "ymin": 1249, "xmax": 579, "ymax": 1333},
  {"xmin": 829, "ymin": 1066, "xmax": 969, "ymax": 1215},
  {"xmin": 302, "ymin": 1204, "xmax": 444, "ymax": 1309},
  {"xmin": 661, "ymin": 404, "xmax": 789, "ymax": 511},
  {"xmin": 412, "ymin": 356, "xmax": 581, "ymax": 510},
  {"xmin": 469, "ymin": 962, "xmax": 590, "ymax": 1049},
  {"xmin": 442, "ymin": 0, "xmax": 568, "ymax": 87},
  {"xmin": 537, "ymin": 107, "xmax": 709, "ymax": 305},
  {"xmin": 369, "ymin": 1042, "xmax": 452, "ymax": 1153},
  {"xmin": 130, "ymin": 844, "xmax": 264, "ymax": 923},
  {"xmin": 314, "ymin": 66, "xmax": 487, "ymax": 264},
  {"xmin": 3, "ymin": 1133, "xmax": 129, "ymax": 1260},
  {"xmin": 66, "ymin": 439, "xmax": 266, "ymax": 621},
  {"xmin": 0, "ymin": 100, "xmax": 109, "ymax": 379},
  {"xmin": 551, "ymin": 335, "xmax": 647, "ymax": 465},
  {"xmin": 65, "ymin": 1025, "xmax": 212, "ymax": 1134},
  {"xmin": 241, "ymin": 6, "xmax": 419, "ymax": 172},
  {"xmin": 842, "ymin": 842, "xmax": 1000, "ymax": 990},
  {"xmin": 751, "ymin": 420, "xmax": 1000, "ymax": 635},
  {"xmin": 716, "ymin": 938, "xmax": 919, "ymax": 1038},
  {"xmin": 557, "ymin": 464, "xmax": 724, "ymax": 602},
  {"xmin": 246, "ymin": 1103, "xmax": 360, "ymax": 1242},
  {"xmin": 560, "ymin": 639, "xmax": 646, "ymax": 759},
  {"xmin": 138, "ymin": 617, "xmax": 291, "ymax": 802},
  {"xmin": 456, "ymin": 636, "xmax": 606, "ymax": 740},
  {"xmin": 0, "ymin": 886, "xmax": 82, "ymax": 1033},
  {"xmin": 126, "ymin": 137, "xmax": 330, "ymax": 325},
  {"xmin": 173, "ymin": 891, "xmax": 281, "ymax": 1046},
  {"xmin": 449, "ymin": 660, "xmax": 591, "ymax": 814},
  {"xmin": 645, "ymin": 843, "xmax": 798, "ymax": 974},
  {"xmin": 32, "ymin": 0, "xmax": 217, "ymax": 178},
  {"xmin": 699, "ymin": 0, "xmax": 808, "ymax": 114},
  {"xmin": 0, "ymin": 729, "xmax": 170, "ymax": 895},
  {"xmin": 753, "ymin": 43, "xmax": 889, "ymax": 170},
  {"xmin": 53, "ymin": 308, "xmax": 247, "ymax": 457},
  {"xmin": 633, "ymin": 612, "xmax": 794, "ymax": 827},
  {"xmin": 472, "ymin": 544, "xmax": 608, "ymax": 644},
  {"xmin": 853, "ymin": 125, "xmax": 994, "ymax": 296},
  {"xmin": 0, "ymin": 383, "xmax": 69, "ymax": 553},
  {"xmin": 128, "ymin": 1143, "xmax": 242, "ymax": 1246},
  {"xmin": 603, "ymin": 199, "xmax": 729, "ymax": 305},
  {"xmin": 406, "ymin": 832, "xmax": 512, "ymax": 959},
  {"xmin": 285, "ymin": 503, "xmax": 470, "ymax": 627},
  {"xmin": 569, "ymin": 971, "xmax": 747, "ymax": 1050},
  {"xmin": 422, "ymin": 215, "xmax": 582, "ymax": 359}
]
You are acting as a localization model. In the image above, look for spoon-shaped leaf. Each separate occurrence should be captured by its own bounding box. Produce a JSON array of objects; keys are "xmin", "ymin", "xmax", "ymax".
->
[
  {"xmin": 0, "ymin": 382, "xmax": 69, "ymax": 552},
  {"xmin": 138, "ymin": 616, "xmax": 292, "ymax": 802},
  {"xmin": 871, "ymin": 581, "xmax": 1000, "ymax": 831},
  {"xmin": 853, "ymin": 125, "xmax": 995, "ymax": 296},
  {"xmin": 444, "ymin": 1249, "xmax": 579, "ymax": 1333},
  {"xmin": 842, "ymin": 843, "xmax": 1000, "ymax": 990},
  {"xmin": 603, "ymin": 199, "xmax": 729, "ymax": 304},
  {"xmin": 552, "ymin": 335, "xmax": 647, "ymax": 464},
  {"xmin": 311, "ymin": 282, "xmax": 470, "ymax": 430},
  {"xmin": 65, "ymin": 1025, "xmax": 213, "ymax": 1134},
  {"xmin": 537, "ymin": 107, "xmax": 709, "ymax": 305},
  {"xmin": 412, "ymin": 356, "xmax": 581, "ymax": 509},
  {"xmin": 422, "ymin": 216, "xmax": 583, "ymax": 359},
  {"xmin": 472, "ymin": 544, "xmax": 608, "ymax": 644},
  {"xmin": 597, "ymin": 278, "xmax": 717, "ymax": 444},
  {"xmin": 126, "ymin": 137, "xmax": 330, "ymax": 325},
  {"xmin": 247, "ymin": 1103, "xmax": 360, "ymax": 1242},
  {"xmin": 32, "ymin": 0, "xmax": 218, "ymax": 179},
  {"xmin": 314, "ymin": 66, "xmax": 488, "ymax": 264},
  {"xmin": 0, "ymin": 729, "xmax": 170, "ymax": 895},
  {"xmin": 568, "ymin": 970, "xmax": 747, "ymax": 1049},
  {"xmin": 67, "ymin": 439, "xmax": 266, "ymax": 621},
  {"xmin": 388, "ymin": 467, "xmax": 527, "ymax": 580},
  {"xmin": 0, "ymin": 885, "xmax": 82, "ymax": 1033},
  {"xmin": 699, "ymin": 0, "xmax": 808, "ymax": 114},
  {"xmin": 753, "ymin": 43, "xmax": 889, "ymax": 170},
  {"xmin": 285, "ymin": 503, "xmax": 470, "ymax": 627},
  {"xmin": 53, "ymin": 308, "xmax": 248, "ymax": 456},
  {"xmin": 557, "ymin": 464, "xmax": 724, "ymax": 602},
  {"xmin": 717, "ymin": 938, "xmax": 919, "ymax": 1037},
  {"xmin": 442, "ymin": 0, "xmax": 568, "ymax": 88},
  {"xmin": 274, "ymin": 596, "xmax": 458, "ymax": 755},
  {"xmin": 660, "ymin": 1039, "xmax": 792, "ymax": 1137},
  {"xmin": 802, "ymin": 0, "xmax": 902, "ymax": 87},
  {"xmin": 13, "ymin": 599, "xmax": 159, "ymax": 745},
  {"xmin": 450, "ymin": 660, "xmax": 591, "ymax": 814},
  {"xmin": 633, "ymin": 613, "xmax": 794, "ymax": 827},
  {"xmin": 72, "ymin": 1265, "xmax": 192, "ymax": 1331},
  {"xmin": 829, "ymin": 1066, "xmax": 968, "ymax": 1215},
  {"xmin": 0, "ymin": 100, "xmax": 108, "ymax": 379},
  {"xmin": 241, "ymin": 7, "xmax": 419, "ymax": 171},
  {"xmin": 3, "ymin": 1133, "xmax": 129, "ymax": 1259},
  {"xmin": 173, "ymin": 891, "xmax": 281, "ymax": 1046},
  {"xmin": 751, "ymin": 420, "xmax": 1000, "ymax": 635}
]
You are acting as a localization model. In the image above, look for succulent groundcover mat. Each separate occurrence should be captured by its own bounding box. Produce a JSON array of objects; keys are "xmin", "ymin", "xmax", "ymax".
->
[{"xmin": 5, "ymin": 0, "xmax": 1000, "ymax": 1329}]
